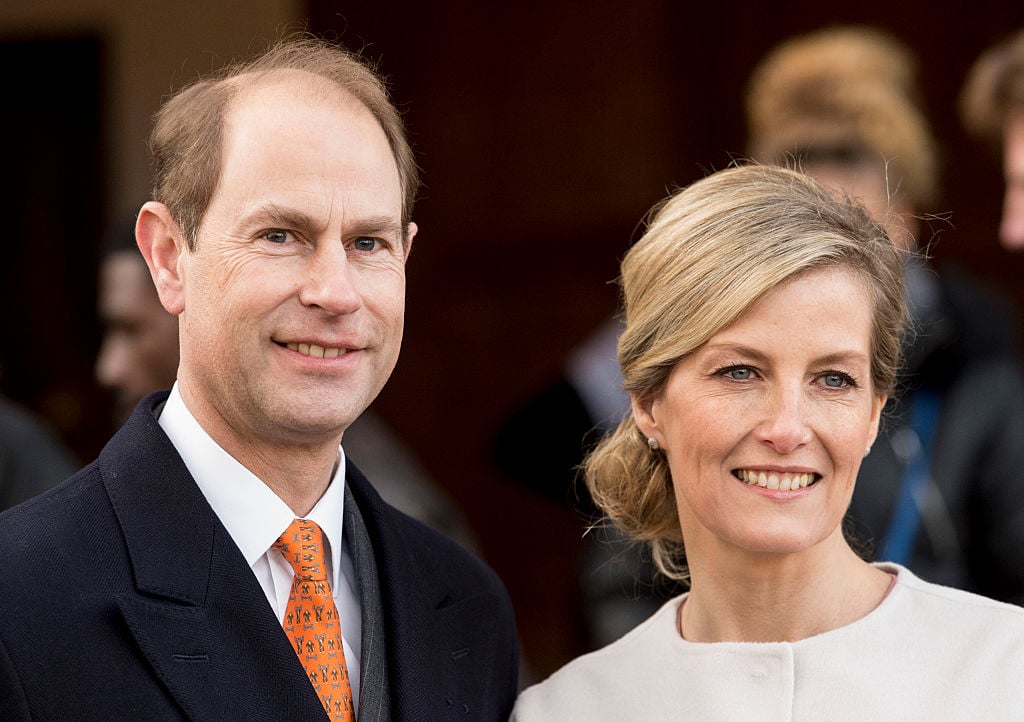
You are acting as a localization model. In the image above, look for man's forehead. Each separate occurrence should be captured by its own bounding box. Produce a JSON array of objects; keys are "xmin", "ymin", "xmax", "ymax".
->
[
  {"xmin": 196, "ymin": 66, "xmax": 403, "ymax": 241},
  {"xmin": 217, "ymin": 69, "xmax": 396, "ymax": 184}
]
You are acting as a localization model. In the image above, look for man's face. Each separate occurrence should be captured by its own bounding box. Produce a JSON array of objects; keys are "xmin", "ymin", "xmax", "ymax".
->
[
  {"xmin": 96, "ymin": 251, "xmax": 180, "ymax": 423},
  {"xmin": 1000, "ymin": 111, "xmax": 1024, "ymax": 251},
  {"xmin": 174, "ymin": 71, "xmax": 415, "ymax": 451}
]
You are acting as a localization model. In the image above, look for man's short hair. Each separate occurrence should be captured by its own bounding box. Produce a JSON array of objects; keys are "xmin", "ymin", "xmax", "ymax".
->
[{"xmin": 150, "ymin": 35, "xmax": 420, "ymax": 250}]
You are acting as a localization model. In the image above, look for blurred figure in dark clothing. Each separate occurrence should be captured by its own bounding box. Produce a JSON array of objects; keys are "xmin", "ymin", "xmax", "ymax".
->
[{"xmin": 0, "ymin": 385, "xmax": 77, "ymax": 509}]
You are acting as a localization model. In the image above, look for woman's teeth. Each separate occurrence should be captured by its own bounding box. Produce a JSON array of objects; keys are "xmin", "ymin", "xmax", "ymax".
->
[{"xmin": 736, "ymin": 469, "xmax": 816, "ymax": 490}]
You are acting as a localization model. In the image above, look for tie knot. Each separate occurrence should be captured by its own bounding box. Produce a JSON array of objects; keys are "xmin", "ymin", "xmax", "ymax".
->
[{"xmin": 273, "ymin": 518, "xmax": 329, "ymax": 581}]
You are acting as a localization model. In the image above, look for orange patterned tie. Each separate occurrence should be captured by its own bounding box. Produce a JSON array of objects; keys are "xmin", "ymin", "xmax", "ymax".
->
[{"xmin": 273, "ymin": 518, "xmax": 354, "ymax": 720}]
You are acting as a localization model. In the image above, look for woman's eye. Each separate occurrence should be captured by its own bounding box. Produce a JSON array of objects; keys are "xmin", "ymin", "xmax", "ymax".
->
[
  {"xmin": 723, "ymin": 367, "xmax": 753, "ymax": 381},
  {"xmin": 822, "ymin": 372, "xmax": 850, "ymax": 388}
]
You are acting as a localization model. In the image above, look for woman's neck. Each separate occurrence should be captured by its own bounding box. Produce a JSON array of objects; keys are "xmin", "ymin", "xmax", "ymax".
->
[{"xmin": 678, "ymin": 534, "xmax": 893, "ymax": 644}]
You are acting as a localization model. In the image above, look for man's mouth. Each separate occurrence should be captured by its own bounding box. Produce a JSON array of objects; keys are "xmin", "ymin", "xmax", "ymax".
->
[
  {"xmin": 283, "ymin": 342, "xmax": 349, "ymax": 359},
  {"xmin": 734, "ymin": 469, "xmax": 819, "ymax": 490}
]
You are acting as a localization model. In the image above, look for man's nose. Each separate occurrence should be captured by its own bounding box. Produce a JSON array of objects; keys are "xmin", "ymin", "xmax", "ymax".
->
[{"xmin": 299, "ymin": 244, "xmax": 362, "ymax": 314}]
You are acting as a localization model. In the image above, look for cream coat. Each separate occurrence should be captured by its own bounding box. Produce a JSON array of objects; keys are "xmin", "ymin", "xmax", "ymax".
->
[{"xmin": 513, "ymin": 564, "xmax": 1024, "ymax": 721}]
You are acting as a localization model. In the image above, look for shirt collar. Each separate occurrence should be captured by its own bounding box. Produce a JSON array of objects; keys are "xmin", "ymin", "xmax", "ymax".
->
[{"xmin": 157, "ymin": 383, "xmax": 347, "ymax": 589}]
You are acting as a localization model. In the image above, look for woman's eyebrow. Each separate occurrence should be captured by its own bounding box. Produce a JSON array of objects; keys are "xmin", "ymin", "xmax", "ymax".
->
[{"xmin": 699, "ymin": 343, "xmax": 869, "ymax": 367}]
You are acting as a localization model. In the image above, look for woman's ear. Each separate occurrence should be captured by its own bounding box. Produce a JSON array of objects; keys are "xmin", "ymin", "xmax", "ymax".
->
[
  {"xmin": 136, "ymin": 201, "xmax": 187, "ymax": 316},
  {"xmin": 866, "ymin": 394, "xmax": 887, "ymax": 451},
  {"xmin": 631, "ymin": 392, "xmax": 664, "ymax": 449}
]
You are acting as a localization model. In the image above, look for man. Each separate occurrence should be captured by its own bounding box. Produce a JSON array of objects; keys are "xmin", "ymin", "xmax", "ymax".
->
[
  {"xmin": 961, "ymin": 28, "xmax": 1024, "ymax": 251},
  {"xmin": 96, "ymin": 215, "xmax": 180, "ymax": 424},
  {"xmin": 0, "ymin": 36, "xmax": 518, "ymax": 721}
]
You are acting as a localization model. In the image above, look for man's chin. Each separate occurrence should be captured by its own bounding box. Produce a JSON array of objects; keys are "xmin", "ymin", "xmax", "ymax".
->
[{"xmin": 270, "ymin": 405, "xmax": 364, "ymax": 444}]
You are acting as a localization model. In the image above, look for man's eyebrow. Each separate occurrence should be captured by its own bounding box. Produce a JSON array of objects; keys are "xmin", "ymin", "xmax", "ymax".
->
[
  {"xmin": 350, "ymin": 216, "xmax": 404, "ymax": 238},
  {"xmin": 245, "ymin": 205, "xmax": 402, "ymax": 238},
  {"xmin": 246, "ymin": 203, "xmax": 319, "ymax": 231}
]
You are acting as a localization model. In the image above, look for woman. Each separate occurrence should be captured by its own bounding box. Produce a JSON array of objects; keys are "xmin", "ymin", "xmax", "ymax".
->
[{"xmin": 511, "ymin": 165, "xmax": 1024, "ymax": 720}]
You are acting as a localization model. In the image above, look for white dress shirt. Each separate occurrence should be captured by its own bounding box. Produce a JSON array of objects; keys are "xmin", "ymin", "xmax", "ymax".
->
[{"xmin": 158, "ymin": 383, "xmax": 363, "ymax": 710}]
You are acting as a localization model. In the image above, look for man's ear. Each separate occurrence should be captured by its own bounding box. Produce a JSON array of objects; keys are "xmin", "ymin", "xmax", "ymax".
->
[
  {"xmin": 403, "ymin": 221, "xmax": 417, "ymax": 262},
  {"xmin": 136, "ymin": 201, "xmax": 187, "ymax": 315}
]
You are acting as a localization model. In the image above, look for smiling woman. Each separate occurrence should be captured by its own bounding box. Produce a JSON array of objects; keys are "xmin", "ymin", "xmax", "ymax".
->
[
  {"xmin": 586, "ymin": 164, "xmax": 904, "ymax": 586},
  {"xmin": 511, "ymin": 164, "xmax": 1024, "ymax": 720},
  {"xmin": 638, "ymin": 267, "xmax": 885, "ymax": 572}
]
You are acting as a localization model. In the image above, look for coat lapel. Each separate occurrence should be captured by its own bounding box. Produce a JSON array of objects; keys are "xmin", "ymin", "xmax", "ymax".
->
[
  {"xmin": 100, "ymin": 395, "xmax": 329, "ymax": 722},
  {"xmin": 345, "ymin": 462, "xmax": 505, "ymax": 721}
]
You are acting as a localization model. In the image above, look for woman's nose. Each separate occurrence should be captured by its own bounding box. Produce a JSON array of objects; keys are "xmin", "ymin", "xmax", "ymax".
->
[{"xmin": 754, "ymin": 386, "xmax": 813, "ymax": 454}]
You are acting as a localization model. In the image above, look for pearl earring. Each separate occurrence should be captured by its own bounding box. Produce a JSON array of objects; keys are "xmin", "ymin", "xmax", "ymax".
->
[{"xmin": 647, "ymin": 437, "xmax": 660, "ymax": 451}]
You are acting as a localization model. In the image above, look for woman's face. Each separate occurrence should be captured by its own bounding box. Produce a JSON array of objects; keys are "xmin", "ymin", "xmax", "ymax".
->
[{"xmin": 633, "ymin": 266, "xmax": 885, "ymax": 560}]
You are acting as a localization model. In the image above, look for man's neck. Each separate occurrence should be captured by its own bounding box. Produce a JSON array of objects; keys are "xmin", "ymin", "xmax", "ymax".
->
[
  {"xmin": 208, "ymin": 433, "xmax": 340, "ymax": 517},
  {"xmin": 176, "ymin": 382, "xmax": 343, "ymax": 516}
]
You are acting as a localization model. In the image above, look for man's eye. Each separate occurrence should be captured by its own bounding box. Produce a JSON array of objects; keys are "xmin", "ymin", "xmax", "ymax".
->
[
  {"xmin": 264, "ymin": 230, "xmax": 289, "ymax": 244},
  {"xmin": 352, "ymin": 237, "xmax": 380, "ymax": 252}
]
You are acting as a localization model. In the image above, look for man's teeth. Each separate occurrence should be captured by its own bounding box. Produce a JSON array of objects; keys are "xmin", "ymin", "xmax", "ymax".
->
[
  {"xmin": 737, "ymin": 469, "xmax": 815, "ymax": 490},
  {"xmin": 285, "ymin": 342, "xmax": 346, "ymax": 359}
]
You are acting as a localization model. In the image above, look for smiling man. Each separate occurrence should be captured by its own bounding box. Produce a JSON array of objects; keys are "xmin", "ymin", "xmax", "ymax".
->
[{"xmin": 0, "ymin": 37, "xmax": 518, "ymax": 721}]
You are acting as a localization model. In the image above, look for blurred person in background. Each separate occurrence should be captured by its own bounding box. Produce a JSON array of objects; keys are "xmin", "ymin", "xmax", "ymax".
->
[
  {"xmin": 96, "ymin": 213, "xmax": 180, "ymax": 424},
  {"xmin": 492, "ymin": 315, "xmax": 682, "ymax": 651},
  {"xmin": 747, "ymin": 25, "xmax": 1024, "ymax": 602},
  {"xmin": 961, "ymin": 27, "xmax": 1024, "ymax": 252},
  {"xmin": 0, "ymin": 363, "xmax": 78, "ymax": 510}
]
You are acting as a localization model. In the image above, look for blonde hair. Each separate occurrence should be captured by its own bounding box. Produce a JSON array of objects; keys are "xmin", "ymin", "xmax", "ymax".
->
[
  {"xmin": 746, "ymin": 26, "xmax": 939, "ymax": 211},
  {"xmin": 584, "ymin": 164, "xmax": 907, "ymax": 581},
  {"xmin": 961, "ymin": 28, "xmax": 1024, "ymax": 150}
]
